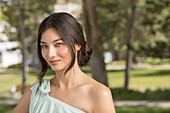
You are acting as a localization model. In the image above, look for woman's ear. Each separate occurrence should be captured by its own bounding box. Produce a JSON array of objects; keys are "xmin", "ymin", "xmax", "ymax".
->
[{"xmin": 75, "ymin": 44, "xmax": 81, "ymax": 51}]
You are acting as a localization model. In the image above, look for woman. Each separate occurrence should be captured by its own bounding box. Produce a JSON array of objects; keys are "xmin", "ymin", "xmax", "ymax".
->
[{"xmin": 12, "ymin": 12, "xmax": 116, "ymax": 113}]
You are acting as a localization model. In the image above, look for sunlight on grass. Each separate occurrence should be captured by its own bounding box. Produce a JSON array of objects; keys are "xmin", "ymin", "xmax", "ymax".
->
[
  {"xmin": 0, "ymin": 68, "xmax": 170, "ymax": 99},
  {"xmin": 108, "ymin": 69, "xmax": 170, "ymax": 92}
]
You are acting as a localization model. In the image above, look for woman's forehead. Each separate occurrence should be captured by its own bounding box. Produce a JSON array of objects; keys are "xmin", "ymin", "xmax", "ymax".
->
[{"xmin": 40, "ymin": 28, "xmax": 62, "ymax": 42}]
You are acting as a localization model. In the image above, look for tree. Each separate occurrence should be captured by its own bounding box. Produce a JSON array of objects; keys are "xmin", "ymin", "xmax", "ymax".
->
[
  {"xmin": 83, "ymin": 0, "xmax": 108, "ymax": 86},
  {"xmin": 97, "ymin": 0, "xmax": 129, "ymax": 61},
  {"xmin": 1, "ymin": 0, "xmax": 55, "ymax": 48},
  {"xmin": 17, "ymin": 0, "xmax": 27, "ymax": 89},
  {"xmin": 125, "ymin": 0, "xmax": 137, "ymax": 89},
  {"xmin": 1, "ymin": 0, "xmax": 55, "ymax": 87}
]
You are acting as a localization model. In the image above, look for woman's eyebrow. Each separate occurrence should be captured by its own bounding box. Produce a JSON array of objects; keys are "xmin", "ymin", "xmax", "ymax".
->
[
  {"xmin": 40, "ymin": 41, "xmax": 46, "ymax": 44},
  {"xmin": 40, "ymin": 38, "xmax": 63, "ymax": 43},
  {"xmin": 53, "ymin": 38, "xmax": 63, "ymax": 42}
]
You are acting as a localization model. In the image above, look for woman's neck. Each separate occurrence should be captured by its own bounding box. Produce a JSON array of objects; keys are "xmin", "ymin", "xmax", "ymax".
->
[{"xmin": 52, "ymin": 64, "xmax": 84, "ymax": 89}]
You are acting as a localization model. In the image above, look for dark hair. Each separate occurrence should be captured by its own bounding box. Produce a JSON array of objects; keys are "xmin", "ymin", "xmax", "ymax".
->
[{"xmin": 37, "ymin": 12, "xmax": 92, "ymax": 85}]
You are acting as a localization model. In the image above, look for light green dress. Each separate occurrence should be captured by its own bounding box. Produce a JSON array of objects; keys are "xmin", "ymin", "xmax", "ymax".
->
[{"xmin": 29, "ymin": 79, "xmax": 86, "ymax": 113}]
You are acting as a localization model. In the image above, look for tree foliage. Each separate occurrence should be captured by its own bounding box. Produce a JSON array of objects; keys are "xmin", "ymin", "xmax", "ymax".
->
[
  {"xmin": 1, "ymin": 0, "xmax": 55, "ymax": 53},
  {"xmin": 136, "ymin": 0, "xmax": 170, "ymax": 58},
  {"xmin": 97, "ymin": 0, "xmax": 129, "ymax": 60},
  {"xmin": 97, "ymin": 0, "xmax": 170, "ymax": 61}
]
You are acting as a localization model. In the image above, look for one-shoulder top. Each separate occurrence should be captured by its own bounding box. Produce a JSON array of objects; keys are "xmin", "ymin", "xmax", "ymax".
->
[{"xmin": 29, "ymin": 79, "xmax": 86, "ymax": 113}]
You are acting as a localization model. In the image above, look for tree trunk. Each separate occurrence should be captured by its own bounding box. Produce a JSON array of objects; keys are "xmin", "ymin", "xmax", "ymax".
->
[
  {"xmin": 125, "ymin": 0, "xmax": 137, "ymax": 89},
  {"xmin": 17, "ymin": 0, "xmax": 28, "ymax": 93},
  {"xmin": 107, "ymin": 38, "xmax": 119, "ymax": 61},
  {"xmin": 83, "ymin": 0, "xmax": 108, "ymax": 86}
]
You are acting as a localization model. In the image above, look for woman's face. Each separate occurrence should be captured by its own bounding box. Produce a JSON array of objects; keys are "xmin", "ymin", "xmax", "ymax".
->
[{"xmin": 40, "ymin": 28, "xmax": 71, "ymax": 72}]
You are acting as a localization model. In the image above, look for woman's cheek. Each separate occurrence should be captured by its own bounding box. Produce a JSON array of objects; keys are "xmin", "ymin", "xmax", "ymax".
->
[{"xmin": 59, "ymin": 47, "xmax": 71, "ymax": 59}]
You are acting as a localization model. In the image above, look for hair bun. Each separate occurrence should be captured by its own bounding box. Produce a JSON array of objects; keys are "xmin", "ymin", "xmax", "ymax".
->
[
  {"xmin": 78, "ymin": 47, "xmax": 93, "ymax": 67},
  {"xmin": 85, "ymin": 48, "xmax": 93, "ymax": 56}
]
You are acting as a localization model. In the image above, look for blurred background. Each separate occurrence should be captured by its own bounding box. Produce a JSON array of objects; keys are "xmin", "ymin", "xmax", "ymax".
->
[{"xmin": 0, "ymin": 0, "xmax": 170, "ymax": 112}]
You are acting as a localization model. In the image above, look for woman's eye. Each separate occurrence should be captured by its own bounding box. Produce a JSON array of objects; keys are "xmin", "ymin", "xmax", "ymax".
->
[
  {"xmin": 41, "ymin": 45, "xmax": 48, "ymax": 48},
  {"xmin": 55, "ymin": 43, "xmax": 63, "ymax": 47}
]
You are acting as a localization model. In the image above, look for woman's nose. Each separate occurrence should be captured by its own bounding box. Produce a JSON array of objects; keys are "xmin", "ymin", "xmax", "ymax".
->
[{"xmin": 48, "ymin": 46, "xmax": 56, "ymax": 58}]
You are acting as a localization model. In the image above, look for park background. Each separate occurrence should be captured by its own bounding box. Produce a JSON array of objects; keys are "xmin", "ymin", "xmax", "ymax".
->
[{"xmin": 0, "ymin": 0, "xmax": 170, "ymax": 112}]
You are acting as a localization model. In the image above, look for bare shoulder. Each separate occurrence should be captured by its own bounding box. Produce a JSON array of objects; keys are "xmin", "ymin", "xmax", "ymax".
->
[
  {"xmin": 89, "ymin": 80, "xmax": 112, "ymax": 100},
  {"xmin": 84, "ymin": 75, "xmax": 111, "ymax": 96},
  {"xmin": 87, "ymin": 78, "xmax": 116, "ymax": 113},
  {"xmin": 11, "ymin": 86, "xmax": 32, "ymax": 113}
]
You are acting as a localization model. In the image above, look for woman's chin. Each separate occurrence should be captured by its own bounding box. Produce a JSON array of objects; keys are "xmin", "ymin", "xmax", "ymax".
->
[
  {"xmin": 51, "ymin": 67, "xmax": 61, "ymax": 72},
  {"xmin": 49, "ymin": 64, "xmax": 70, "ymax": 73},
  {"xmin": 50, "ymin": 66, "xmax": 65, "ymax": 72}
]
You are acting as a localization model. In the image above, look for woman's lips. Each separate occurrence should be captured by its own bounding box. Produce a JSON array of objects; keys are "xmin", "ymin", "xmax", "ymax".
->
[{"xmin": 49, "ymin": 60, "xmax": 61, "ymax": 65}]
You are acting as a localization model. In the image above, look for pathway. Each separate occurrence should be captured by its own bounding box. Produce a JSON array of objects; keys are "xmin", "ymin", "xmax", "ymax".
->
[
  {"xmin": 0, "ymin": 99, "xmax": 170, "ymax": 108},
  {"xmin": 114, "ymin": 100, "xmax": 170, "ymax": 108}
]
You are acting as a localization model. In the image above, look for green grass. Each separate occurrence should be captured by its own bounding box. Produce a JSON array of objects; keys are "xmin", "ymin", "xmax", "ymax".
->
[
  {"xmin": 1, "ymin": 105, "xmax": 170, "ymax": 113},
  {"xmin": 0, "ymin": 68, "xmax": 170, "ymax": 100},
  {"xmin": 0, "ymin": 69, "xmax": 54, "ymax": 99},
  {"xmin": 108, "ymin": 69, "xmax": 170, "ymax": 92},
  {"xmin": 0, "ymin": 105, "xmax": 15, "ymax": 113},
  {"xmin": 111, "ymin": 88, "xmax": 170, "ymax": 100},
  {"xmin": 115, "ymin": 106, "xmax": 170, "ymax": 113}
]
